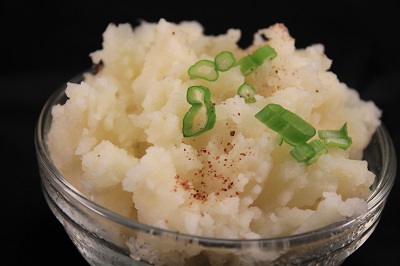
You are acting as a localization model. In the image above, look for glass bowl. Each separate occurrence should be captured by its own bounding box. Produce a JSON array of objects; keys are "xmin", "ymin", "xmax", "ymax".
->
[{"xmin": 35, "ymin": 72, "xmax": 397, "ymax": 266}]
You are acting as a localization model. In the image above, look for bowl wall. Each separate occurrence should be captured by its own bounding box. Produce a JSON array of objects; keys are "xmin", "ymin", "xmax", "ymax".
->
[{"xmin": 35, "ymin": 74, "xmax": 397, "ymax": 266}]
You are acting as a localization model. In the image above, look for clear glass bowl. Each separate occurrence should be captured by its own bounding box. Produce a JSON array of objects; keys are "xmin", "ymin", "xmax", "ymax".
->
[{"xmin": 35, "ymin": 72, "xmax": 397, "ymax": 266}]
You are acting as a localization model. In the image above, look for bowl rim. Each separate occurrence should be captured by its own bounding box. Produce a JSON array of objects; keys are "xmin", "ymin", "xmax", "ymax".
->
[{"xmin": 34, "ymin": 71, "xmax": 398, "ymax": 248}]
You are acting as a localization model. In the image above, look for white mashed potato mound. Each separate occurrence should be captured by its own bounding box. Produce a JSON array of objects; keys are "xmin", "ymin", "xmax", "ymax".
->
[{"xmin": 47, "ymin": 18, "xmax": 382, "ymax": 264}]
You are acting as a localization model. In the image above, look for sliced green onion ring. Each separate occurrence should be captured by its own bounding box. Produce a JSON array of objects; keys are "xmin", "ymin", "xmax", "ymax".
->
[
  {"xmin": 277, "ymin": 135, "xmax": 284, "ymax": 146},
  {"xmin": 318, "ymin": 123, "xmax": 352, "ymax": 149},
  {"xmin": 305, "ymin": 139, "xmax": 328, "ymax": 165},
  {"xmin": 290, "ymin": 143, "xmax": 315, "ymax": 162},
  {"xmin": 290, "ymin": 139, "xmax": 328, "ymax": 164},
  {"xmin": 236, "ymin": 55, "xmax": 259, "ymax": 76},
  {"xmin": 250, "ymin": 44, "xmax": 277, "ymax": 65},
  {"xmin": 214, "ymin": 51, "xmax": 236, "ymax": 72},
  {"xmin": 188, "ymin": 59, "xmax": 219, "ymax": 81},
  {"xmin": 255, "ymin": 103, "xmax": 316, "ymax": 146},
  {"xmin": 237, "ymin": 82, "xmax": 257, "ymax": 103},
  {"xmin": 237, "ymin": 44, "xmax": 277, "ymax": 76},
  {"xmin": 182, "ymin": 85, "xmax": 216, "ymax": 137},
  {"xmin": 321, "ymin": 137, "xmax": 352, "ymax": 150}
]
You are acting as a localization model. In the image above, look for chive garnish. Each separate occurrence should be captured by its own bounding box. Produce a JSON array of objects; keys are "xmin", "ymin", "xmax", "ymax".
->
[
  {"xmin": 214, "ymin": 51, "xmax": 236, "ymax": 72},
  {"xmin": 182, "ymin": 85, "xmax": 216, "ymax": 137},
  {"xmin": 188, "ymin": 59, "xmax": 219, "ymax": 81},
  {"xmin": 318, "ymin": 123, "xmax": 353, "ymax": 150},
  {"xmin": 237, "ymin": 44, "xmax": 277, "ymax": 76},
  {"xmin": 255, "ymin": 103, "xmax": 316, "ymax": 146},
  {"xmin": 237, "ymin": 82, "xmax": 257, "ymax": 103}
]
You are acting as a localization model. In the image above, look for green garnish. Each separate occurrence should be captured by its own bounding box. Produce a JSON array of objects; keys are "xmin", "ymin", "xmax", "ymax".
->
[
  {"xmin": 236, "ymin": 55, "xmax": 258, "ymax": 76},
  {"xmin": 237, "ymin": 82, "xmax": 257, "ymax": 103},
  {"xmin": 255, "ymin": 103, "xmax": 352, "ymax": 164},
  {"xmin": 290, "ymin": 142, "xmax": 316, "ymax": 163},
  {"xmin": 255, "ymin": 103, "xmax": 316, "ymax": 146},
  {"xmin": 306, "ymin": 139, "xmax": 329, "ymax": 165},
  {"xmin": 182, "ymin": 85, "xmax": 216, "ymax": 137},
  {"xmin": 250, "ymin": 44, "xmax": 277, "ymax": 65},
  {"xmin": 214, "ymin": 51, "xmax": 236, "ymax": 72},
  {"xmin": 188, "ymin": 59, "xmax": 219, "ymax": 81},
  {"xmin": 184, "ymin": 48, "xmax": 352, "ymax": 165},
  {"xmin": 237, "ymin": 44, "xmax": 277, "ymax": 76},
  {"xmin": 318, "ymin": 123, "xmax": 353, "ymax": 150},
  {"xmin": 290, "ymin": 139, "xmax": 328, "ymax": 165}
]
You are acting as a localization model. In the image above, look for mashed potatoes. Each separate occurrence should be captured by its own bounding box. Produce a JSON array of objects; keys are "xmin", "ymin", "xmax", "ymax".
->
[{"xmin": 46, "ymin": 18, "xmax": 382, "ymax": 264}]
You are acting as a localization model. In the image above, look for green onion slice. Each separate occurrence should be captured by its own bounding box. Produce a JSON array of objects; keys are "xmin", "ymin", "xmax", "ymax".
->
[
  {"xmin": 250, "ymin": 44, "xmax": 277, "ymax": 65},
  {"xmin": 188, "ymin": 59, "xmax": 219, "ymax": 81},
  {"xmin": 182, "ymin": 85, "xmax": 216, "ymax": 137},
  {"xmin": 237, "ymin": 44, "xmax": 277, "ymax": 76},
  {"xmin": 305, "ymin": 139, "xmax": 328, "ymax": 165},
  {"xmin": 237, "ymin": 55, "xmax": 259, "ymax": 76},
  {"xmin": 277, "ymin": 135, "xmax": 284, "ymax": 146},
  {"xmin": 237, "ymin": 82, "xmax": 256, "ymax": 103},
  {"xmin": 255, "ymin": 103, "xmax": 316, "ymax": 146},
  {"xmin": 290, "ymin": 142, "xmax": 316, "ymax": 163},
  {"xmin": 214, "ymin": 51, "xmax": 236, "ymax": 72},
  {"xmin": 318, "ymin": 123, "xmax": 352, "ymax": 150},
  {"xmin": 290, "ymin": 139, "xmax": 328, "ymax": 164}
]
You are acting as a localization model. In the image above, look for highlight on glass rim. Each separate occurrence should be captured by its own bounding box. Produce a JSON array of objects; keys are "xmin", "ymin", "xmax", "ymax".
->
[{"xmin": 36, "ymin": 18, "xmax": 396, "ymax": 265}]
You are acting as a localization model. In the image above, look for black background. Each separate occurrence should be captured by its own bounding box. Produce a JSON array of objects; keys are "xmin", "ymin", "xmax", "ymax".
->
[{"xmin": 2, "ymin": 1, "xmax": 399, "ymax": 265}]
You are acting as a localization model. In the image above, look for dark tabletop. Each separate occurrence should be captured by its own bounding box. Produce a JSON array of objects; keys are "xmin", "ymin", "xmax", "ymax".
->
[{"xmin": 2, "ymin": 1, "xmax": 399, "ymax": 265}]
